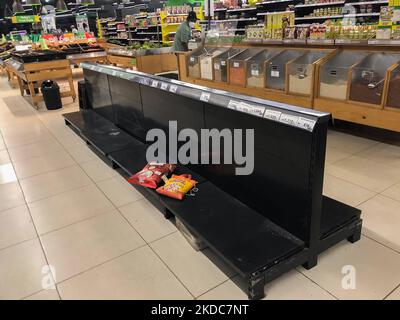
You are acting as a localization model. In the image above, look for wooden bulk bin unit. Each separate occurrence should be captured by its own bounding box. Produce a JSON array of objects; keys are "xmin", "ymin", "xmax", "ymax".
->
[
  {"xmin": 177, "ymin": 42, "xmax": 400, "ymax": 132},
  {"xmin": 107, "ymin": 47, "xmax": 177, "ymax": 74}
]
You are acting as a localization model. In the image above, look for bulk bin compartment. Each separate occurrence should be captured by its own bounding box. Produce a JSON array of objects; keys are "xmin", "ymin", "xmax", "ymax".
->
[
  {"xmin": 266, "ymin": 49, "xmax": 305, "ymax": 91},
  {"xmin": 287, "ymin": 51, "xmax": 328, "ymax": 96},
  {"xmin": 386, "ymin": 63, "xmax": 400, "ymax": 109},
  {"xmin": 213, "ymin": 48, "xmax": 244, "ymax": 83},
  {"xmin": 319, "ymin": 50, "xmax": 367, "ymax": 100},
  {"xmin": 349, "ymin": 53, "xmax": 400, "ymax": 105},
  {"xmin": 187, "ymin": 47, "xmax": 215, "ymax": 79},
  {"xmin": 200, "ymin": 48, "xmax": 228, "ymax": 80},
  {"xmin": 246, "ymin": 49, "xmax": 281, "ymax": 88},
  {"xmin": 228, "ymin": 48, "xmax": 262, "ymax": 87}
]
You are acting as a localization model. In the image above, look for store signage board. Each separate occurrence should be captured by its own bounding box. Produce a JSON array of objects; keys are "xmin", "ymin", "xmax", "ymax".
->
[{"xmin": 12, "ymin": 15, "xmax": 40, "ymax": 24}]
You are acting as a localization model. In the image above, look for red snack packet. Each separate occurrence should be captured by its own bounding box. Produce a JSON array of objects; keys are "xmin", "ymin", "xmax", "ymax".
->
[
  {"xmin": 156, "ymin": 174, "xmax": 197, "ymax": 200},
  {"xmin": 127, "ymin": 163, "xmax": 176, "ymax": 189}
]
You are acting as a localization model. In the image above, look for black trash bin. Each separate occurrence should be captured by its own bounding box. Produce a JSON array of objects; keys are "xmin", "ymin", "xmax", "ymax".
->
[{"xmin": 41, "ymin": 80, "xmax": 62, "ymax": 110}]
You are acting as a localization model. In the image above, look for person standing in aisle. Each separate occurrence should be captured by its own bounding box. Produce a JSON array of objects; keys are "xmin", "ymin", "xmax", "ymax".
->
[{"xmin": 172, "ymin": 11, "xmax": 198, "ymax": 52}]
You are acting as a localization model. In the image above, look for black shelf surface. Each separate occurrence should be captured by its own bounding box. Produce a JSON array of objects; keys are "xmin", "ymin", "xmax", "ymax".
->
[
  {"xmin": 320, "ymin": 196, "xmax": 361, "ymax": 238},
  {"xmin": 64, "ymin": 111, "xmax": 140, "ymax": 156},
  {"xmin": 160, "ymin": 181, "xmax": 305, "ymax": 276}
]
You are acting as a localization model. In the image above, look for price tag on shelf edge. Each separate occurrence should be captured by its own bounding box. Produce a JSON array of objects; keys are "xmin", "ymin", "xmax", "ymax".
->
[
  {"xmin": 151, "ymin": 80, "xmax": 159, "ymax": 88},
  {"xmin": 200, "ymin": 92, "xmax": 211, "ymax": 102},
  {"xmin": 271, "ymin": 70, "xmax": 280, "ymax": 78},
  {"xmin": 227, "ymin": 100, "xmax": 241, "ymax": 110},
  {"xmin": 297, "ymin": 117, "xmax": 316, "ymax": 132},
  {"xmin": 248, "ymin": 104, "xmax": 265, "ymax": 117},
  {"xmin": 169, "ymin": 84, "xmax": 178, "ymax": 93},
  {"xmin": 160, "ymin": 82, "xmax": 169, "ymax": 91},
  {"xmin": 279, "ymin": 113, "xmax": 299, "ymax": 127},
  {"xmin": 264, "ymin": 109, "xmax": 282, "ymax": 121},
  {"xmin": 251, "ymin": 69, "xmax": 259, "ymax": 76}
]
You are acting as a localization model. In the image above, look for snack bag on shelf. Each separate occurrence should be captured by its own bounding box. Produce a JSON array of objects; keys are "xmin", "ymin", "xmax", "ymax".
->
[
  {"xmin": 128, "ymin": 163, "xmax": 176, "ymax": 189},
  {"xmin": 156, "ymin": 174, "xmax": 197, "ymax": 200}
]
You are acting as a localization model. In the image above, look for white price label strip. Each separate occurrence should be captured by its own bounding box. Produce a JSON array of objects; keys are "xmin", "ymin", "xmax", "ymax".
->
[
  {"xmin": 297, "ymin": 117, "xmax": 316, "ymax": 131},
  {"xmin": 271, "ymin": 70, "xmax": 279, "ymax": 78},
  {"xmin": 161, "ymin": 82, "xmax": 168, "ymax": 91},
  {"xmin": 200, "ymin": 92, "xmax": 211, "ymax": 102},
  {"xmin": 248, "ymin": 105, "xmax": 265, "ymax": 117},
  {"xmin": 264, "ymin": 109, "xmax": 282, "ymax": 121},
  {"xmin": 227, "ymin": 100, "xmax": 241, "ymax": 110},
  {"xmin": 169, "ymin": 85, "xmax": 178, "ymax": 93},
  {"xmin": 151, "ymin": 80, "xmax": 159, "ymax": 88},
  {"xmin": 279, "ymin": 114, "xmax": 299, "ymax": 126}
]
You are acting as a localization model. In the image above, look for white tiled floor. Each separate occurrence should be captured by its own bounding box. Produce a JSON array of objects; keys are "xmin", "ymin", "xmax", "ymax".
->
[{"xmin": 0, "ymin": 72, "xmax": 399, "ymax": 300}]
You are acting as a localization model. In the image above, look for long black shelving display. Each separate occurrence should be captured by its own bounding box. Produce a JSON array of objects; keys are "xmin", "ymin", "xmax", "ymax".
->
[{"xmin": 63, "ymin": 62, "xmax": 362, "ymax": 300}]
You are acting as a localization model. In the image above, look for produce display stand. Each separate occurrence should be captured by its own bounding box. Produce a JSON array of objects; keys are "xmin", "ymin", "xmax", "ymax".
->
[
  {"xmin": 67, "ymin": 51, "xmax": 108, "ymax": 66},
  {"xmin": 4, "ymin": 59, "xmax": 20, "ymax": 88},
  {"xmin": 5, "ymin": 58, "xmax": 76, "ymax": 108},
  {"xmin": 63, "ymin": 62, "xmax": 362, "ymax": 299},
  {"xmin": 107, "ymin": 47, "xmax": 177, "ymax": 73},
  {"xmin": 177, "ymin": 41, "xmax": 400, "ymax": 132}
]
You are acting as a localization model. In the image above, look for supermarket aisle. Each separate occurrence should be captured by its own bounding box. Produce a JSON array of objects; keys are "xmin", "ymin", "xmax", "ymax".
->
[{"xmin": 0, "ymin": 73, "xmax": 400, "ymax": 300}]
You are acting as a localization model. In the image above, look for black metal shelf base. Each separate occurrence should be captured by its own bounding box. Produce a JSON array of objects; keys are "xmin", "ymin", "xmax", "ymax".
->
[{"xmin": 63, "ymin": 96, "xmax": 361, "ymax": 300}]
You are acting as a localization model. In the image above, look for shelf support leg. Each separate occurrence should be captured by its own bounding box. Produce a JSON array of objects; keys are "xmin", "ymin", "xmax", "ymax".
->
[
  {"xmin": 302, "ymin": 255, "xmax": 318, "ymax": 270},
  {"xmin": 248, "ymin": 273, "xmax": 265, "ymax": 300},
  {"xmin": 348, "ymin": 224, "xmax": 362, "ymax": 243}
]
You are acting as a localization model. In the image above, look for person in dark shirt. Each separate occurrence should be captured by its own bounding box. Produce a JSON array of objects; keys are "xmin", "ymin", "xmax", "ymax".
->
[{"xmin": 172, "ymin": 11, "xmax": 198, "ymax": 52}]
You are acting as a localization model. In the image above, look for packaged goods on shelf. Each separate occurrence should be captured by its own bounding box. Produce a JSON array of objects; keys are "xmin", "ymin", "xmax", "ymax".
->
[
  {"xmin": 319, "ymin": 50, "xmax": 368, "ymax": 100},
  {"xmin": 266, "ymin": 49, "xmax": 305, "ymax": 91},
  {"xmin": 156, "ymin": 174, "xmax": 197, "ymax": 200},
  {"xmin": 349, "ymin": 52, "xmax": 400, "ymax": 105},
  {"xmin": 246, "ymin": 48, "xmax": 282, "ymax": 88},
  {"xmin": 128, "ymin": 163, "xmax": 176, "ymax": 189},
  {"xmin": 265, "ymin": 11, "xmax": 295, "ymax": 39},
  {"xmin": 229, "ymin": 48, "xmax": 261, "ymax": 86},
  {"xmin": 288, "ymin": 51, "xmax": 327, "ymax": 95},
  {"xmin": 245, "ymin": 25, "xmax": 265, "ymax": 40}
]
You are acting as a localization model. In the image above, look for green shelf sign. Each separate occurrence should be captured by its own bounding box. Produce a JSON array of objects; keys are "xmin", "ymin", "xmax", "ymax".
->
[{"xmin": 12, "ymin": 15, "xmax": 40, "ymax": 24}]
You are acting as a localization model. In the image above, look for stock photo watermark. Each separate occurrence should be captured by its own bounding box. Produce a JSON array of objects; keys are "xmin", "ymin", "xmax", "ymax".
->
[
  {"xmin": 145, "ymin": 121, "xmax": 255, "ymax": 175},
  {"xmin": 41, "ymin": 265, "xmax": 56, "ymax": 290},
  {"xmin": 341, "ymin": 265, "xmax": 356, "ymax": 290}
]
